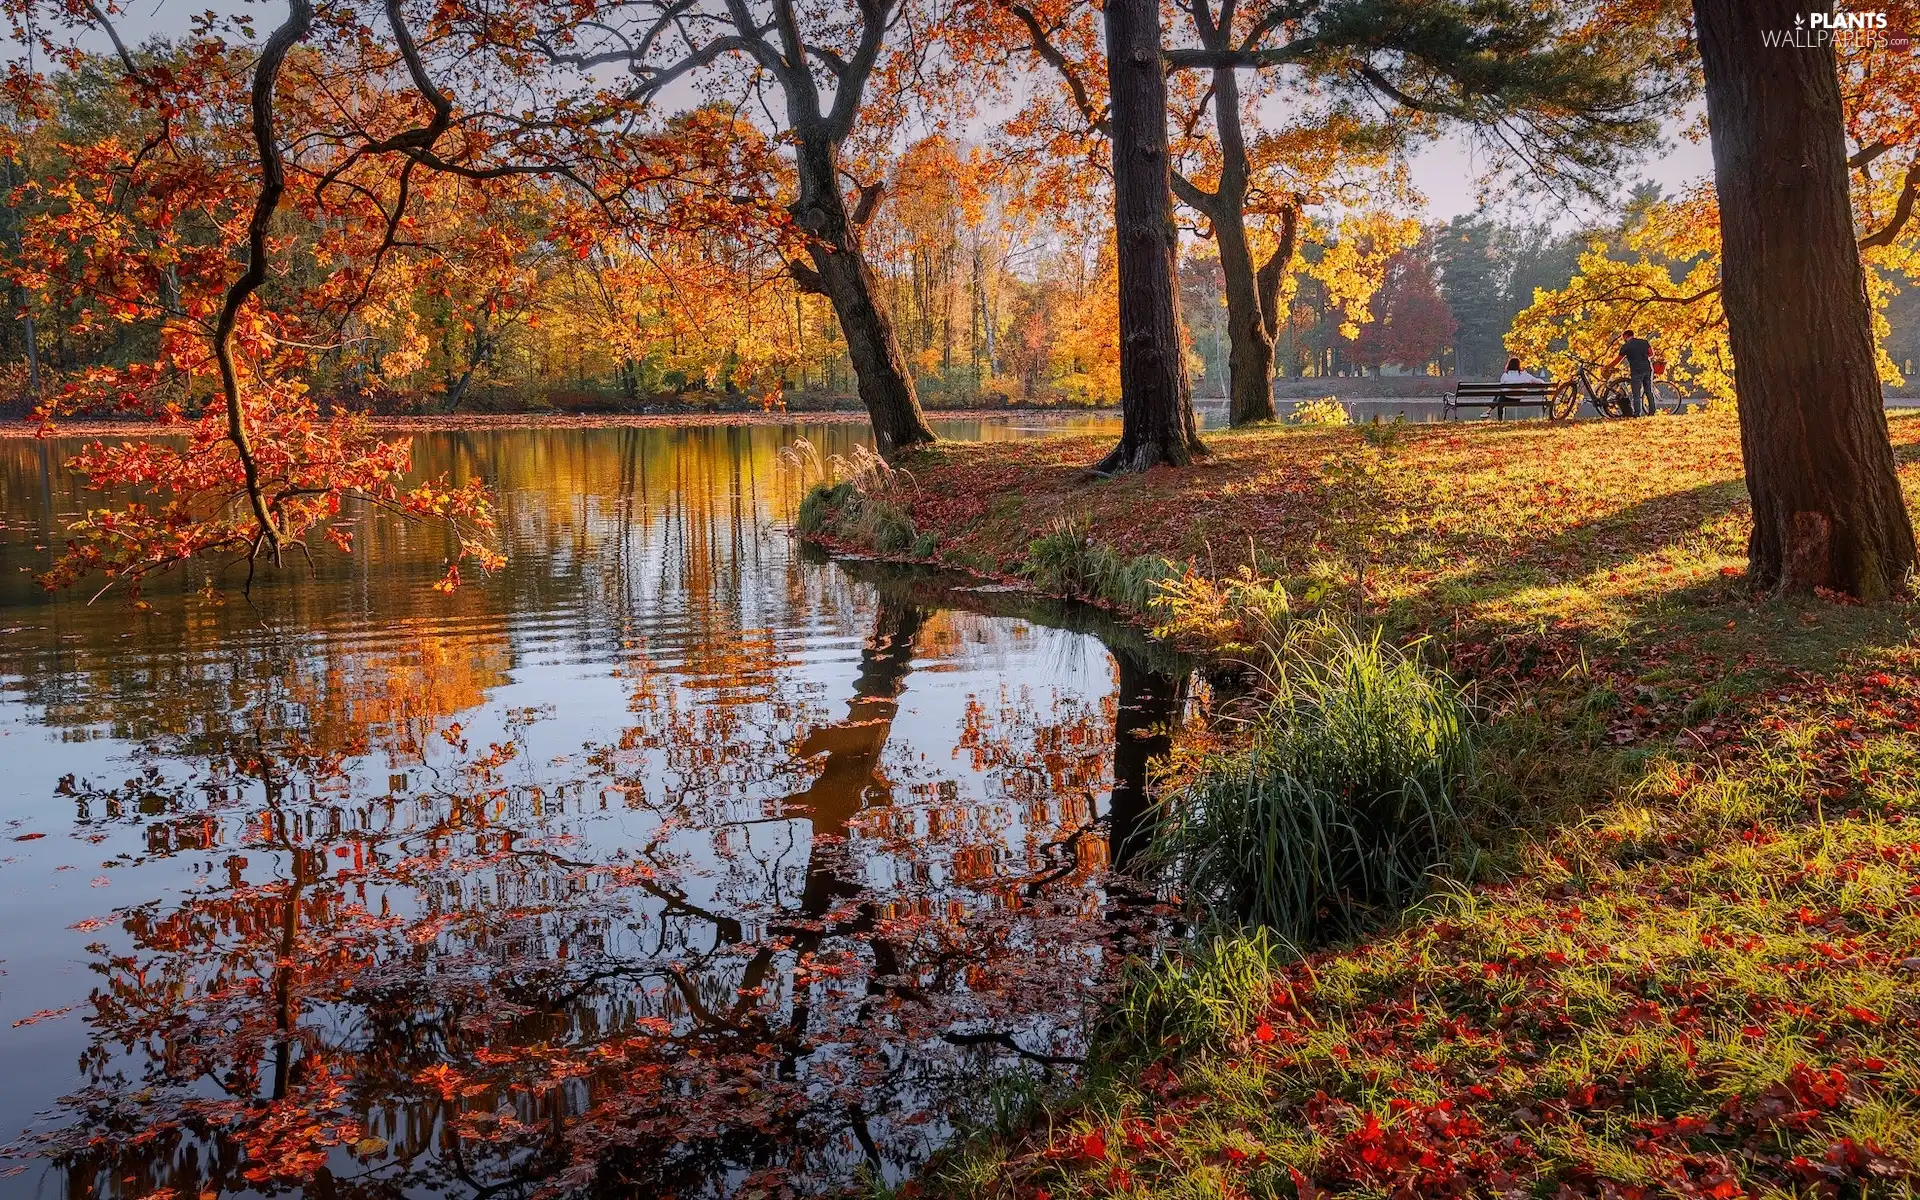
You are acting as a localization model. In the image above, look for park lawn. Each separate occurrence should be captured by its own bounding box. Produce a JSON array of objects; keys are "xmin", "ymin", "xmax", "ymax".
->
[{"xmin": 834, "ymin": 410, "xmax": 1920, "ymax": 1199}]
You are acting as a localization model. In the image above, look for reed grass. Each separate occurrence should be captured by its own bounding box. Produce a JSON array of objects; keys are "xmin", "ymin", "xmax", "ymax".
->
[
  {"xmin": 1021, "ymin": 518, "xmax": 1179, "ymax": 612},
  {"xmin": 1151, "ymin": 618, "xmax": 1473, "ymax": 940}
]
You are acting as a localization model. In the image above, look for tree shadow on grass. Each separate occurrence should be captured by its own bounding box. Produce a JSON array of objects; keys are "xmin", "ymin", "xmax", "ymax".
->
[{"xmin": 1411, "ymin": 474, "xmax": 1752, "ymax": 619}]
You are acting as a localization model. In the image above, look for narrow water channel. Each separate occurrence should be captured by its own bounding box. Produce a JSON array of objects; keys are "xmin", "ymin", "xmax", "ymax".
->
[{"xmin": 0, "ymin": 421, "xmax": 1195, "ymax": 1199}]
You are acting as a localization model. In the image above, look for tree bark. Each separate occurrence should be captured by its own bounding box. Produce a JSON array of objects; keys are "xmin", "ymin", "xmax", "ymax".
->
[
  {"xmin": 1216, "ymin": 218, "xmax": 1277, "ymax": 425},
  {"xmin": 1203, "ymin": 65, "xmax": 1294, "ymax": 427},
  {"xmin": 1695, "ymin": 0, "xmax": 1916, "ymax": 599},
  {"xmin": 1170, "ymin": 61, "xmax": 1280, "ymax": 427},
  {"xmin": 1097, "ymin": 0, "xmax": 1204, "ymax": 473},
  {"xmin": 792, "ymin": 137, "xmax": 936, "ymax": 458}
]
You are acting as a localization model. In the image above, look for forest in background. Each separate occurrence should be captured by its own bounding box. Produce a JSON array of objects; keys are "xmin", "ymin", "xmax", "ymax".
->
[{"xmin": 18, "ymin": 40, "xmax": 1918, "ymax": 418}]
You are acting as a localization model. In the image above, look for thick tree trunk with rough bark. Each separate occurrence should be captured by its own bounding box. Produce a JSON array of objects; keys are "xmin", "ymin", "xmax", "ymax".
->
[
  {"xmin": 1097, "ymin": 0, "xmax": 1204, "ymax": 472},
  {"xmin": 1695, "ymin": 0, "xmax": 1916, "ymax": 599},
  {"xmin": 792, "ymin": 138, "xmax": 936, "ymax": 458}
]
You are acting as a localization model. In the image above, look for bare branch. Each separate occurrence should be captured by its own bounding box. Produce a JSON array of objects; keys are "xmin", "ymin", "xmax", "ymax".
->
[
  {"xmin": 1860, "ymin": 158, "xmax": 1920, "ymax": 250},
  {"xmin": 81, "ymin": 0, "xmax": 143, "ymax": 80},
  {"xmin": 1005, "ymin": 2, "xmax": 1108, "ymax": 136},
  {"xmin": 213, "ymin": 0, "xmax": 317, "ymax": 561}
]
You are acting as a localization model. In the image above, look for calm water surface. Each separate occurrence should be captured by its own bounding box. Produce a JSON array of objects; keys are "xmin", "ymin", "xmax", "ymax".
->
[{"xmin": 0, "ymin": 419, "xmax": 1195, "ymax": 1199}]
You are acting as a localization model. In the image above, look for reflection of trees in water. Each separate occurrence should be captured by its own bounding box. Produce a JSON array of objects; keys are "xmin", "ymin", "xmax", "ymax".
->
[
  {"xmin": 15, "ymin": 598, "xmax": 1179, "ymax": 1200},
  {"xmin": 1107, "ymin": 648, "xmax": 1188, "ymax": 873},
  {"xmin": 0, "ymin": 430, "xmax": 1194, "ymax": 1196},
  {"xmin": 0, "ymin": 427, "xmax": 865, "ymax": 753}
]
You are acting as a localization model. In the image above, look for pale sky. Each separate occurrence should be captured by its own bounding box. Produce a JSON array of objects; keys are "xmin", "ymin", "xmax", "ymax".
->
[{"xmin": 1410, "ymin": 120, "xmax": 1717, "ymax": 223}]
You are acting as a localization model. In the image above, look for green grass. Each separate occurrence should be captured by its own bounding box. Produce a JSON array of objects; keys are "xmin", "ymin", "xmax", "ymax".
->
[
  {"xmin": 1020, "ymin": 518, "xmax": 1182, "ymax": 613},
  {"xmin": 1150, "ymin": 619, "xmax": 1473, "ymax": 940},
  {"xmin": 880, "ymin": 415, "xmax": 1920, "ymax": 1199},
  {"xmin": 923, "ymin": 685, "xmax": 1920, "ymax": 1198}
]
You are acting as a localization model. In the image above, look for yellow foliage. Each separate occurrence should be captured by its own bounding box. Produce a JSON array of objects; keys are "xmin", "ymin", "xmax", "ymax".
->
[{"xmin": 1303, "ymin": 210, "xmax": 1423, "ymax": 341}]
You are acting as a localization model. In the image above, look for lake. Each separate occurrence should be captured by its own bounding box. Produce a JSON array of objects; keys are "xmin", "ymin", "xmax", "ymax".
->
[{"xmin": 0, "ymin": 419, "xmax": 1197, "ymax": 1199}]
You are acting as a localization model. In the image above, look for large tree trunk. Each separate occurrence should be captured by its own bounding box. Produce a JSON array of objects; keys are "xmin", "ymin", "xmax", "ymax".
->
[
  {"xmin": 1097, "ymin": 0, "xmax": 1204, "ymax": 472},
  {"xmin": 1695, "ymin": 0, "xmax": 1916, "ymax": 599},
  {"xmin": 1206, "ymin": 66, "xmax": 1279, "ymax": 427},
  {"xmin": 792, "ymin": 138, "xmax": 937, "ymax": 458}
]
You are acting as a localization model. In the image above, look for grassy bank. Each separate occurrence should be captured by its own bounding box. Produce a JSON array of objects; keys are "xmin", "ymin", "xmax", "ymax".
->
[{"xmin": 800, "ymin": 411, "xmax": 1920, "ymax": 1198}]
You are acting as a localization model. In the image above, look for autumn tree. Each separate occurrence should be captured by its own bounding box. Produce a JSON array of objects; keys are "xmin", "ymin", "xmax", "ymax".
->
[
  {"xmin": 478, "ymin": 0, "xmax": 944, "ymax": 454},
  {"xmin": 1093, "ymin": 0, "xmax": 1205, "ymax": 469},
  {"xmin": 1350, "ymin": 244, "xmax": 1456, "ymax": 373},
  {"xmin": 1511, "ymin": 0, "xmax": 1920, "ymax": 411},
  {"xmin": 3, "ymin": 3, "xmax": 508, "ymax": 594},
  {"xmin": 986, "ymin": 0, "xmax": 1667, "ymax": 433},
  {"xmin": 1693, "ymin": 0, "xmax": 1916, "ymax": 598},
  {"xmin": 1162, "ymin": 0, "xmax": 1668, "ymax": 420}
]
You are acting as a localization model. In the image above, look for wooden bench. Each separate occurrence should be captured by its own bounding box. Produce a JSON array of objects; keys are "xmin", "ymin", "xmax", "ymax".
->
[{"xmin": 1442, "ymin": 380, "xmax": 1556, "ymax": 421}]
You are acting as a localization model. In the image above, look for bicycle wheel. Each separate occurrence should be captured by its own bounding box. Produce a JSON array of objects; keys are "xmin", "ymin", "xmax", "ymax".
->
[
  {"xmin": 1596, "ymin": 377, "xmax": 1635, "ymax": 419},
  {"xmin": 1550, "ymin": 380, "xmax": 1581, "ymax": 421},
  {"xmin": 1651, "ymin": 379, "xmax": 1686, "ymax": 414}
]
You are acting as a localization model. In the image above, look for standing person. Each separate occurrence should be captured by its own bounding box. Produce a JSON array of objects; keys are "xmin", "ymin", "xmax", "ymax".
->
[{"xmin": 1616, "ymin": 329, "xmax": 1655, "ymax": 416}]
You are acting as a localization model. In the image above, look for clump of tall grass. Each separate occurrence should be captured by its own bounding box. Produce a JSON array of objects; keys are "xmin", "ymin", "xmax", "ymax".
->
[
  {"xmin": 1102, "ymin": 927, "xmax": 1287, "ymax": 1059},
  {"xmin": 780, "ymin": 440, "xmax": 924, "ymax": 555},
  {"xmin": 1021, "ymin": 517, "xmax": 1180, "ymax": 612},
  {"xmin": 1151, "ymin": 618, "xmax": 1473, "ymax": 940}
]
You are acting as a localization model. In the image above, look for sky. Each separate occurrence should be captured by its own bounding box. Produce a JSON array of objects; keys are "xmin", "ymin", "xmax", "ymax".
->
[
  {"xmin": 1408, "ymin": 115, "xmax": 1716, "ymax": 224},
  {"xmin": 24, "ymin": 0, "xmax": 1720, "ymax": 227}
]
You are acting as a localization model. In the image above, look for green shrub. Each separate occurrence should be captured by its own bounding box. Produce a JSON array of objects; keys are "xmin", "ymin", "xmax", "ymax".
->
[
  {"xmin": 863, "ymin": 501, "xmax": 918, "ymax": 554},
  {"xmin": 1101, "ymin": 553, "xmax": 1181, "ymax": 612},
  {"xmin": 792, "ymin": 478, "xmax": 920, "ymax": 555},
  {"xmin": 1152, "ymin": 619, "xmax": 1473, "ymax": 939},
  {"xmin": 796, "ymin": 481, "xmax": 853, "ymax": 536},
  {"xmin": 784, "ymin": 441, "xmax": 924, "ymax": 554},
  {"xmin": 1022, "ymin": 519, "xmax": 1103, "ymax": 594}
]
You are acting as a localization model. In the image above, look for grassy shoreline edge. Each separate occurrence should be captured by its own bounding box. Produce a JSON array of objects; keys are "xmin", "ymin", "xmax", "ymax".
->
[{"xmin": 800, "ymin": 415, "xmax": 1920, "ymax": 1199}]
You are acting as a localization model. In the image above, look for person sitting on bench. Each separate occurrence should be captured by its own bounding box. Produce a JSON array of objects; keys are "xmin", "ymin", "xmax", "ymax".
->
[{"xmin": 1500, "ymin": 357, "xmax": 1544, "ymax": 384}]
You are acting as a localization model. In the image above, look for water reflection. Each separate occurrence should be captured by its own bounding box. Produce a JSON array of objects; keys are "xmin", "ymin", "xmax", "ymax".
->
[{"xmin": 0, "ymin": 423, "xmax": 1191, "ymax": 1199}]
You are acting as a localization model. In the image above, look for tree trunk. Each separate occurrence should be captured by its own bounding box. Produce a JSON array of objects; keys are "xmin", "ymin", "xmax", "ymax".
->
[
  {"xmin": 1206, "ymin": 66, "xmax": 1279, "ymax": 427},
  {"xmin": 792, "ymin": 138, "xmax": 936, "ymax": 458},
  {"xmin": 22, "ymin": 312, "xmax": 38, "ymax": 398},
  {"xmin": 1217, "ymin": 213, "xmax": 1276, "ymax": 426},
  {"xmin": 1096, "ymin": 0, "xmax": 1203, "ymax": 472},
  {"xmin": 1695, "ymin": 0, "xmax": 1916, "ymax": 599}
]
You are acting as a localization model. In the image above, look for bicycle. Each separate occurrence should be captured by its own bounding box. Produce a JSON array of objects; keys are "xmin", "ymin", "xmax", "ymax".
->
[
  {"xmin": 1646, "ymin": 373, "xmax": 1689, "ymax": 414},
  {"xmin": 1549, "ymin": 358, "xmax": 1635, "ymax": 421}
]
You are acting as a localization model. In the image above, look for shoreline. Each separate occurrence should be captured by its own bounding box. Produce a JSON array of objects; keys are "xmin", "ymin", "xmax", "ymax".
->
[
  {"xmin": 0, "ymin": 406, "xmax": 1120, "ymax": 440},
  {"xmin": 10, "ymin": 397, "xmax": 1918, "ymax": 442},
  {"xmin": 792, "ymin": 417, "xmax": 1920, "ymax": 1199}
]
